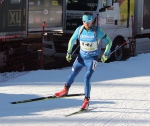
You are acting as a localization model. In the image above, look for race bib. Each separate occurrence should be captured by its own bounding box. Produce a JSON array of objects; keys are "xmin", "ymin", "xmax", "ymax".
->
[{"xmin": 80, "ymin": 41, "xmax": 98, "ymax": 52}]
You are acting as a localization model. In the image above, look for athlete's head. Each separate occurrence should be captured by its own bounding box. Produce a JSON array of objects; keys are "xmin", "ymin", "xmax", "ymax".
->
[{"xmin": 82, "ymin": 12, "xmax": 93, "ymax": 29}]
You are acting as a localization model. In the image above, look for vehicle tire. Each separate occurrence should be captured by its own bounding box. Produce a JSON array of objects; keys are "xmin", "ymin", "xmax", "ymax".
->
[{"xmin": 110, "ymin": 37, "xmax": 124, "ymax": 61}]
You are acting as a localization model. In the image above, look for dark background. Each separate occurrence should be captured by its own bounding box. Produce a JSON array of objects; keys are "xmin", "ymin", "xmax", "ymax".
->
[
  {"xmin": 0, "ymin": 0, "xmax": 26, "ymax": 33},
  {"xmin": 143, "ymin": 0, "xmax": 150, "ymax": 29}
]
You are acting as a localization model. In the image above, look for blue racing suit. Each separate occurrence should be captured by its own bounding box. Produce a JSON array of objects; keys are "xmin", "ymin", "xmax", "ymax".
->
[{"xmin": 66, "ymin": 25, "xmax": 112, "ymax": 98}]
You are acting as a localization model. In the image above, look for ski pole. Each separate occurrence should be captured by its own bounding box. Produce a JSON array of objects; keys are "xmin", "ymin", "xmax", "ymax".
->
[
  {"xmin": 71, "ymin": 45, "xmax": 79, "ymax": 56},
  {"xmin": 110, "ymin": 27, "xmax": 144, "ymax": 55}
]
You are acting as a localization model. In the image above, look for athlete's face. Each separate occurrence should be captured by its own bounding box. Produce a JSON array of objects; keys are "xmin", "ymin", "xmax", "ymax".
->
[{"xmin": 83, "ymin": 21, "xmax": 93, "ymax": 29}]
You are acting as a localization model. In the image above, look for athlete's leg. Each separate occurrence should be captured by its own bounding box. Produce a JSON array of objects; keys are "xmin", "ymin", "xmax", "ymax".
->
[
  {"xmin": 84, "ymin": 57, "xmax": 98, "ymax": 98},
  {"xmin": 66, "ymin": 55, "xmax": 84, "ymax": 87},
  {"xmin": 54, "ymin": 55, "xmax": 84, "ymax": 97}
]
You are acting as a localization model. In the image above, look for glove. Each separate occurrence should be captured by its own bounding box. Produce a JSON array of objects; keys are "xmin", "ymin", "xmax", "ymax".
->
[
  {"xmin": 101, "ymin": 54, "xmax": 108, "ymax": 63},
  {"xmin": 66, "ymin": 53, "xmax": 72, "ymax": 62}
]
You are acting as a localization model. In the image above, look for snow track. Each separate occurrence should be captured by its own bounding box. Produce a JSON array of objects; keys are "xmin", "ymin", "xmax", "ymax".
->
[{"xmin": 1, "ymin": 53, "xmax": 150, "ymax": 126}]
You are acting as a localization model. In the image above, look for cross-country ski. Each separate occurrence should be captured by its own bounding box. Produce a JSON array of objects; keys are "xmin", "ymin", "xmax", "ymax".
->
[
  {"xmin": 65, "ymin": 108, "xmax": 95, "ymax": 117},
  {"xmin": 10, "ymin": 93, "xmax": 85, "ymax": 104}
]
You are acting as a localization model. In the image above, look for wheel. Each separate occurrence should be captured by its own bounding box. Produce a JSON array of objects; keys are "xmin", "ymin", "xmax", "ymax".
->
[
  {"xmin": 110, "ymin": 37, "xmax": 124, "ymax": 61},
  {"xmin": 114, "ymin": 45, "xmax": 123, "ymax": 61}
]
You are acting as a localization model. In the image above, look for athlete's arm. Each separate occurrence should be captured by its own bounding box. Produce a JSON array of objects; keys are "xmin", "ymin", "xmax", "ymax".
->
[
  {"xmin": 97, "ymin": 27, "xmax": 112, "ymax": 55},
  {"xmin": 67, "ymin": 27, "xmax": 79, "ymax": 54}
]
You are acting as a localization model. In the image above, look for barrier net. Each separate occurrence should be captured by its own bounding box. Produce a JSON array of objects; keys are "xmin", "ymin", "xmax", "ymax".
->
[{"xmin": 0, "ymin": 33, "xmax": 43, "ymax": 82}]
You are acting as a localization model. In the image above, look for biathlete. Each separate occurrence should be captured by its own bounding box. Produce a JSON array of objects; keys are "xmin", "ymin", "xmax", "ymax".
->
[{"xmin": 54, "ymin": 12, "xmax": 112, "ymax": 109}]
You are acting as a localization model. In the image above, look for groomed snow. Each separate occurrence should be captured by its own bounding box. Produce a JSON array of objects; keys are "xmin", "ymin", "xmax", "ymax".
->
[{"xmin": 1, "ymin": 53, "xmax": 150, "ymax": 126}]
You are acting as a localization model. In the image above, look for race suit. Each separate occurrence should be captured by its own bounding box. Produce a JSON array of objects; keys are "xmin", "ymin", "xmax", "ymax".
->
[{"xmin": 66, "ymin": 25, "xmax": 112, "ymax": 98}]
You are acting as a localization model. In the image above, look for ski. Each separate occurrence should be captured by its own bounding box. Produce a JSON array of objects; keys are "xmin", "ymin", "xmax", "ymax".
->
[
  {"xmin": 10, "ymin": 93, "xmax": 85, "ymax": 104},
  {"xmin": 65, "ymin": 108, "xmax": 95, "ymax": 117}
]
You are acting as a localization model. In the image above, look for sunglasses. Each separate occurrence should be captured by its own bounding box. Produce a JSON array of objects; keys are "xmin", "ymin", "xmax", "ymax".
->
[{"xmin": 83, "ymin": 20, "xmax": 92, "ymax": 24}]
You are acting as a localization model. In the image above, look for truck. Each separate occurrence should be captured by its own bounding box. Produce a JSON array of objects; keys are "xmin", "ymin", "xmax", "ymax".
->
[
  {"xmin": 0, "ymin": 0, "xmax": 28, "ymax": 36},
  {"xmin": 48, "ymin": 0, "xmax": 150, "ymax": 61},
  {"xmin": 0, "ymin": 0, "xmax": 44, "ymax": 72}
]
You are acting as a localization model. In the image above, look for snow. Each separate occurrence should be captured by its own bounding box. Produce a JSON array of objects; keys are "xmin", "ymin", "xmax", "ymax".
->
[{"xmin": 1, "ymin": 53, "xmax": 150, "ymax": 126}]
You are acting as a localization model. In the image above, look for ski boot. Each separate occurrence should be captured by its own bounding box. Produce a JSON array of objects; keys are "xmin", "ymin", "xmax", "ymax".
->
[
  {"xmin": 81, "ymin": 97, "xmax": 90, "ymax": 110},
  {"xmin": 54, "ymin": 85, "xmax": 70, "ymax": 97}
]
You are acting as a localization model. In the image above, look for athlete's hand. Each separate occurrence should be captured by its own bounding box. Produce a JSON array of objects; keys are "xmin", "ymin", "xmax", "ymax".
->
[
  {"xmin": 66, "ymin": 53, "xmax": 72, "ymax": 62},
  {"xmin": 101, "ymin": 54, "xmax": 108, "ymax": 63}
]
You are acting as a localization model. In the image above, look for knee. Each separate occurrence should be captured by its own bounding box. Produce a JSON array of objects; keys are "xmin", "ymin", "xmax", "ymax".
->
[{"xmin": 84, "ymin": 71, "xmax": 92, "ymax": 80}]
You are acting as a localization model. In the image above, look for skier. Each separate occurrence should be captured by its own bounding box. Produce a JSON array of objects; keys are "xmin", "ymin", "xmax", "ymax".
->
[{"xmin": 54, "ymin": 12, "xmax": 112, "ymax": 109}]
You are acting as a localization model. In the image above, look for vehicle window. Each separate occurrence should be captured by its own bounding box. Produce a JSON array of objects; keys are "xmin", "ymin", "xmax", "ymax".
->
[
  {"xmin": 113, "ymin": 0, "xmax": 121, "ymax": 3},
  {"xmin": 103, "ymin": 0, "xmax": 120, "ymax": 7},
  {"xmin": 67, "ymin": 0, "xmax": 98, "ymax": 11}
]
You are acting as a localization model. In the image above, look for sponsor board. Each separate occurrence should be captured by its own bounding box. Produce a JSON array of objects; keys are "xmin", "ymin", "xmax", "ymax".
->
[{"xmin": 8, "ymin": 10, "xmax": 21, "ymax": 26}]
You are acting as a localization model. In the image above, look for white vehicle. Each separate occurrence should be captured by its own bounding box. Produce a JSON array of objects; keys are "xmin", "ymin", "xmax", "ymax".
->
[{"xmin": 51, "ymin": 0, "xmax": 150, "ymax": 61}]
